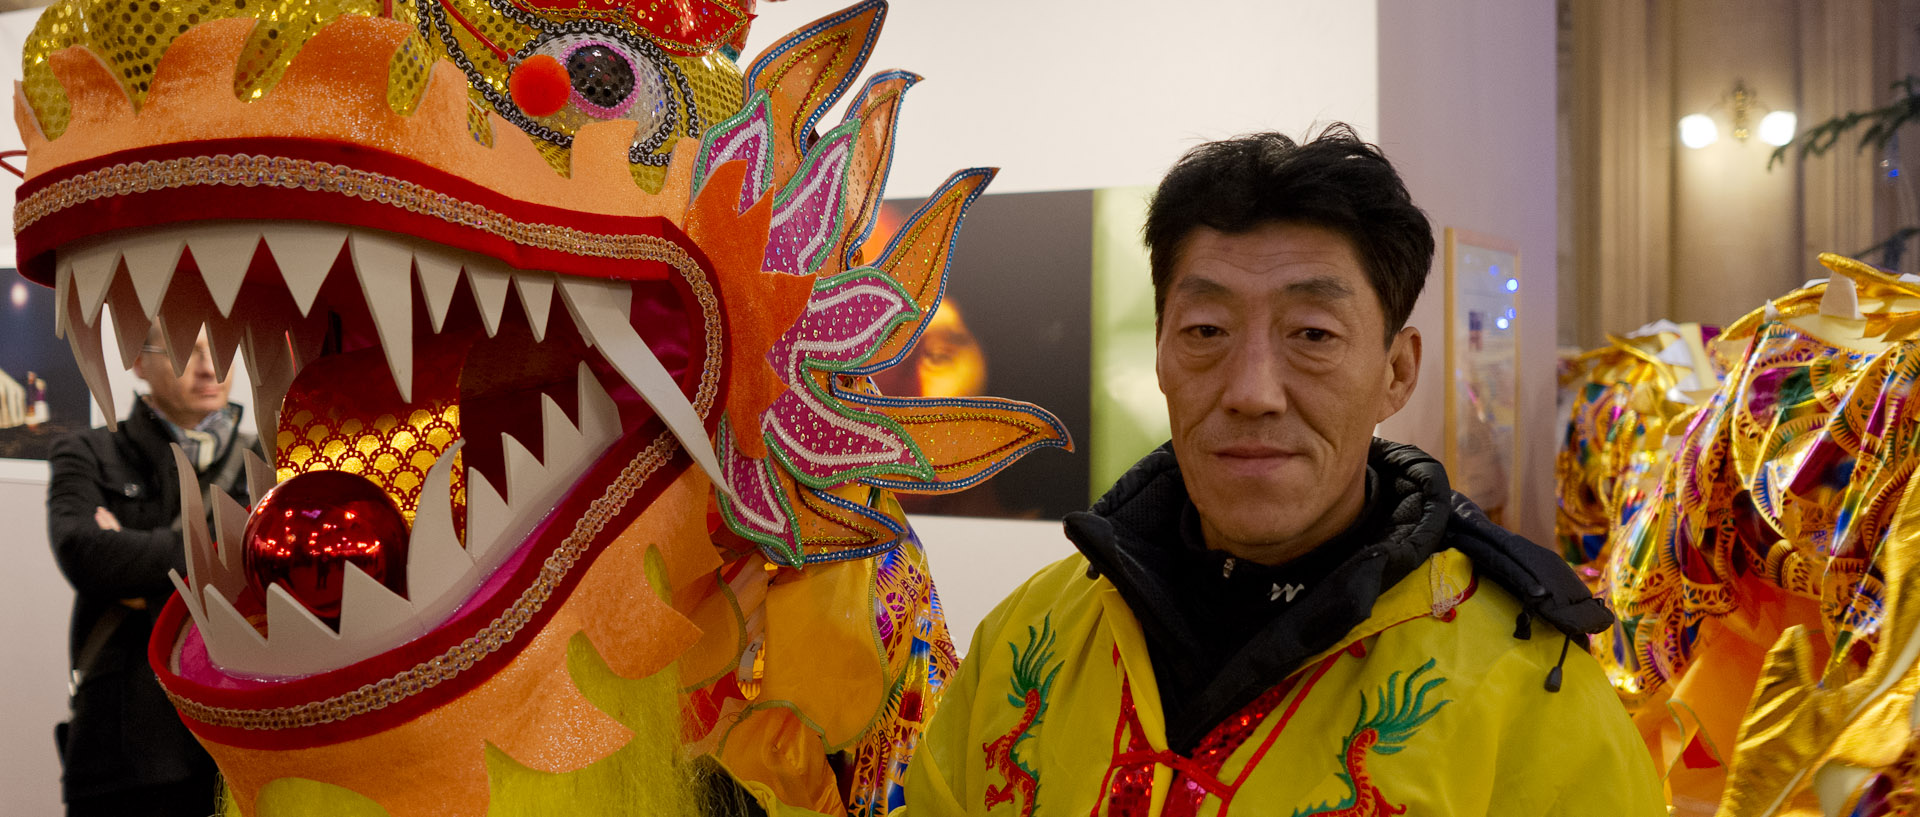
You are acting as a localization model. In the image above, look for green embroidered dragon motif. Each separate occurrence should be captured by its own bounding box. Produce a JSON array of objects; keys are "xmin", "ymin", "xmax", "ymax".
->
[
  {"xmin": 1293, "ymin": 659, "xmax": 1452, "ymax": 817},
  {"xmin": 983, "ymin": 616, "xmax": 1062, "ymax": 817}
]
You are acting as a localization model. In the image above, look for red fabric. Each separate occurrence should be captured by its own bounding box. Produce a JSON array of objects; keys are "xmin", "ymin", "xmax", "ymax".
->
[{"xmin": 17, "ymin": 137, "xmax": 690, "ymax": 287}]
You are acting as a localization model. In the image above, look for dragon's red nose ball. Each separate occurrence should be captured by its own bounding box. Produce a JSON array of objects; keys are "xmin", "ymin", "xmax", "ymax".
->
[
  {"xmin": 242, "ymin": 470, "xmax": 411, "ymax": 624},
  {"xmin": 509, "ymin": 54, "xmax": 572, "ymax": 118}
]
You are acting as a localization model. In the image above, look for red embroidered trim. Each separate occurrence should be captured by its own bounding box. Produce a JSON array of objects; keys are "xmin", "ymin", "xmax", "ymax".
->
[{"xmin": 1093, "ymin": 651, "xmax": 1344, "ymax": 817}]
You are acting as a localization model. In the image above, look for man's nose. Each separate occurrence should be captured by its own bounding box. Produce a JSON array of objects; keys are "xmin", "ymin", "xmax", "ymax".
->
[
  {"xmin": 1219, "ymin": 336, "xmax": 1288, "ymax": 417},
  {"xmin": 187, "ymin": 347, "xmax": 217, "ymax": 378}
]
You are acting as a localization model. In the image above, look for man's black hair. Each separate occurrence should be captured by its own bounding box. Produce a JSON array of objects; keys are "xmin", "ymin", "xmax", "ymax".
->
[{"xmin": 1144, "ymin": 124, "xmax": 1434, "ymax": 343}]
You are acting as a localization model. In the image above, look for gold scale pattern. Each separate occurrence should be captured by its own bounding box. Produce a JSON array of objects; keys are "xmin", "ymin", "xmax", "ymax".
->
[{"xmin": 276, "ymin": 403, "xmax": 464, "ymax": 526}]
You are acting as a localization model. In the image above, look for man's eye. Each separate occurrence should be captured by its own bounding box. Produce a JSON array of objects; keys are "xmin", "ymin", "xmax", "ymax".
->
[
  {"xmin": 1186, "ymin": 325, "xmax": 1224, "ymax": 340},
  {"xmin": 1299, "ymin": 328, "xmax": 1334, "ymax": 343}
]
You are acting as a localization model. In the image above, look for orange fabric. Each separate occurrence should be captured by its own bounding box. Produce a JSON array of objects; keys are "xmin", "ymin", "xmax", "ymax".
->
[
  {"xmin": 718, "ymin": 706, "xmax": 847, "ymax": 816},
  {"xmin": 573, "ymin": 469, "xmax": 712, "ymax": 682},
  {"xmin": 203, "ymin": 469, "xmax": 714, "ymax": 816},
  {"xmin": 758, "ymin": 558, "xmax": 886, "ymax": 749},
  {"xmin": 867, "ymin": 172, "xmax": 992, "ymax": 368},
  {"xmin": 24, "ymin": 16, "xmax": 695, "ymax": 221},
  {"xmin": 688, "ymin": 159, "xmax": 811, "ymax": 459},
  {"xmin": 749, "ymin": 1, "xmax": 884, "ymax": 187},
  {"xmin": 674, "ymin": 567, "xmax": 745, "ymax": 690},
  {"xmin": 208, "ymin": 625, "xmax": 620, "ymax": 817}
]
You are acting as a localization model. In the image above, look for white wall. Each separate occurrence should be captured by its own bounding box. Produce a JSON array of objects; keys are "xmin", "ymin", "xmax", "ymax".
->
[
  {"xmin": 1373, "ymin": 0, "xmax": 1560, "ymax": 544},
  {"xmin": 741, "ymin": 1, "xmax": 1380, "ymax": 199},
  {"xmin": 0, "ymin": 462, "xmax": 72, "ymax": 817}
]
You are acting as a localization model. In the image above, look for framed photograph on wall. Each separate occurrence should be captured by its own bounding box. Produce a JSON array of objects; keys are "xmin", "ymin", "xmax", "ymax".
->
[
  {"xmin": 1443, "ymin": 229, "xmax": 1520, "ymax": 527},
  {"xmin": 0, "ymin": 272, "xmax": 90, "ymax": 461}
]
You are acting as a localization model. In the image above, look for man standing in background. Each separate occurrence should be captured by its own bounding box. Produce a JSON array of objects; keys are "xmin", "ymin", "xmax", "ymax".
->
[{"xmin": 46, "ymin": 329, "xmax": 255, "ymax": 817}]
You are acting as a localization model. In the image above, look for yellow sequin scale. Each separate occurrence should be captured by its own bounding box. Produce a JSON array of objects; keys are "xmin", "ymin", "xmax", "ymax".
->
[
  {"xmin": 22, "ymin": 0, "xmax": 745, "ymax": 187},
  {"xmin": 24, "ymin": 0, "xmax": 382, "ymax": 137}
]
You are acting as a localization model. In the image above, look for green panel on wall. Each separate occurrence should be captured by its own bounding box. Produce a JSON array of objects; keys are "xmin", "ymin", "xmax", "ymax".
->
[{"xmin": 1090, "ymin": 186, "xmax": 1169, "ymax": 500}]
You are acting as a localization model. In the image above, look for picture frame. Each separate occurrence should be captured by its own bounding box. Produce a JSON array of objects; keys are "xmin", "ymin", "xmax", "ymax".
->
[{"xmin": 1443, "ymin": 228, "xmax": 1520, "ymax": 527}]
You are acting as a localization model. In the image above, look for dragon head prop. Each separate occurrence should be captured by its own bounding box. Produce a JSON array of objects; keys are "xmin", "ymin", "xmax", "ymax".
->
[{"xmin": 14, "ymin": 0, "xmax": 1069, "ymax": 813}]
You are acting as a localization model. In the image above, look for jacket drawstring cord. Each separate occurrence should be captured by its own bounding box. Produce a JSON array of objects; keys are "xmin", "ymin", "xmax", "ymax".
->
[{"xmin": 1544, "ymin": 634, "xmax": 1572, "ymax": 693}]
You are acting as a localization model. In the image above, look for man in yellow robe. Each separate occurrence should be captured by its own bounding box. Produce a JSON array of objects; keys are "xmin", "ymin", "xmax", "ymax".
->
[{"xmin": 906, "ymin": 126, "xmax": 1665, "ymax": 816}]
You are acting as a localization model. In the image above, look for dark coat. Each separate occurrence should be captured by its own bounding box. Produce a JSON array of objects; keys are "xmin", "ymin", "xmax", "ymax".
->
[{"xmin": 45, "ymin": 397, "xmax": 254, "ymax": 801}]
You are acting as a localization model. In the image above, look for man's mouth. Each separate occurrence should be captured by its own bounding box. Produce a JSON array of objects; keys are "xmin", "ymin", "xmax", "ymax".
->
[{"xmin": 55, "ymin": 219, "xmax": 720, "ymax": 680}]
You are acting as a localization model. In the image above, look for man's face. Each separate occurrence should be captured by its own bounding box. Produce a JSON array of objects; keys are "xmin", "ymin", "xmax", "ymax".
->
[
  {"xmin": 1156, "ymin": 223, "xmax": 1420, "ymax": 563},
  {"xmin": 136, "ymin": 331, "xmax": 233, "ymax": 423}
]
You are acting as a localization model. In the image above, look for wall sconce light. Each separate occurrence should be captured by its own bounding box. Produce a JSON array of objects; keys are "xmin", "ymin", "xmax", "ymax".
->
[{"xmin": 1679, "ymin": 80, "xmax": 1796, "ymax": 149}]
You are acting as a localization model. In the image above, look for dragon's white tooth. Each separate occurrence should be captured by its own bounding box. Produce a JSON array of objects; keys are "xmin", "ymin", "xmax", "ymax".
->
[
  {"xmin": 574, "ymin": 362, "xmax": 620, "ymax": 449},
  {"xmin": 242, "ymin": 325, "xmax": 297, "ymax": 462},
  {"xmin": 170, "ymin": 444, "xmax": 217, "ymax": 607},
  {"xmin": 512, "ymin": 271, "xmax": 556, "ymax": 343},
  {"xmin": 104, "ymin": 270, "xmax": 152, "ymax": 371},
  {"xmin": 464, "ymin": 261, "xmax": 511, "ymax": 337},
  {"xmin": 413, "ymin": 249, "xmax": 461, "ymax": 333},
  {"xmin": 64, "ymin": 242, "xmax": 120, "ymax": 329},
  {"xmin": 155, "ymin": 315, "xmax": 206, "ymax": 380},
  {"xmin": 349, "ymin": 232, "xmax": 416, "ymax": 402},
  {"xmin": 119, "ymin": 230, "xmax": 187, "ymax": 319},
  {"xmin": 167, "ymin": 569, "xmax": 205, "ymax": 625},
  {"xmin": 405, "ymin": 442, "xmax": 473, "ymax": 614},
  {"xmin": 63, "ymin": 283, "xmax": 117, "ymax": 430},
  {"xmin": 262, "ymin": 583, "xmax": 342, "ymax": 665},
  {"xmin": 261, "ymin": 224, "xmax": 347, "ymax": 317},
  {"xmin": 540, "ymin": 392, "xmax": 587, "ymax": 476},
  {"xmin": 244, "ymin": 450, "xmax": 277, "ymax": 506},
  {"xmin": 200, "ymin": 586, "xmax": 269, "ymax": 671},
  {"xmin": 557, "ymin": 275, "xmax": 727, "ymax": 492},
  {"xmin": 464, "ymin": 466, "xmax": 513, "ymax": 572},
  {"xmin": 185, "ymin": 225, "xmax": 262, "ymax": 318},
  {"xmin": 210, "ymin": 489, "xmax": 250, "ymax": 577},
  {"xmin": 338, "ymin": 562, "xmax": 417, "ymax": 645},
  {"xmin": 54, "ymin": 260, "xmax": 72, "ymax": 339},
  {"xmin": 501, "ymin": 433, "xmax": 559, "ymax": 542},
  {"xmin": 205, "ymin": 318, "xmax": 245, "ymax": 384}
]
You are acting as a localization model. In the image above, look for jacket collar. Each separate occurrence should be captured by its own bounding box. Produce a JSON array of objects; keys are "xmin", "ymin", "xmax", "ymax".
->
[{"xmin": 1065, "ymin": 438, "xmax": 1610, "ymax": 753}]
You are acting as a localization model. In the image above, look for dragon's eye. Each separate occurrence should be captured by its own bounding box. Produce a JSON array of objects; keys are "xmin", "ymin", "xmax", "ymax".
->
[{"xmin": 567, "ymin": 44, "xmax": 635, "ymax": 110}]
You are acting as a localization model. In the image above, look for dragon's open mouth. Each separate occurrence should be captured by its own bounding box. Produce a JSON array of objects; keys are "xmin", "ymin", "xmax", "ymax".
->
[{"xmin": 55, "ymin": 218, "xmax": 722, "ymax": 681}]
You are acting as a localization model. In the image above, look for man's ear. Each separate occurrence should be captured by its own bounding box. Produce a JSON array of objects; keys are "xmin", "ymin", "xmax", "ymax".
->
[{"xmin": 1378, "ymin": 326, "xmax": 1421, "ymax": 422}]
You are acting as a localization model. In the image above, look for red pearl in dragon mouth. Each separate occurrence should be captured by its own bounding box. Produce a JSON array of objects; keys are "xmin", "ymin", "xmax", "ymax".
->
[{"xmin": 242, "ymin": 470, "xmax": 411, "ymax": 624}]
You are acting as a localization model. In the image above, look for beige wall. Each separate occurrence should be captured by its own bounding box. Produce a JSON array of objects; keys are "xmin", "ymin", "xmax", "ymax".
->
[
  {"xmin": 1375, "ymin": 0, "xmax": 1561, "ymax": 543},
  {"xmin": 1670, "ymin": 0, "xmax": 1810, "ymax": 328},
  {"xmin": 1560, "ymin": 0, "xmax": 1883, "ymax": 346}
]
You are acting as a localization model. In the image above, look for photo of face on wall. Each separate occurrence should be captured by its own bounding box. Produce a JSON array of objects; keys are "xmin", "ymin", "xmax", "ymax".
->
[
  {"xmin": 857, "ymin": 190, "xmax": 1093, "ymax": 521},
  {"xmin": 0, "ymin": 275, "xmax": 91, "ymax": 459}
]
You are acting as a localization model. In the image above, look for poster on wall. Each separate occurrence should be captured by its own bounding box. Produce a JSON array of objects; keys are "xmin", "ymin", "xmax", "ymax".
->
[
  {"xmin": 865, "ymin": 190, "xmax": 1092, "ymax": 521},
  {"xmin": 1444, "ymin": 229, "xmax": 1520, "ymax": 526},
  {"xmin": 0, "ymin": 274, "xmax": 91, "ymax": 460}
]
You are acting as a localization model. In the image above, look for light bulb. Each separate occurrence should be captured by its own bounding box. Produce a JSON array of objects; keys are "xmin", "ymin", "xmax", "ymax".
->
[
  {"xmin": 1680, "ymin": 114, "xmax": 1719, "ymax": 149},
  {"xmin": 1759, "ymin": 110, "xmax": 1797, "ymax": 147}
]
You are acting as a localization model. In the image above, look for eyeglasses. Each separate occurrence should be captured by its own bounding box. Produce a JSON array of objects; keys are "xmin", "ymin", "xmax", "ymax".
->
[{"xmin": 141, "ymin": 343, "xmax": 214, "ymax": 367}]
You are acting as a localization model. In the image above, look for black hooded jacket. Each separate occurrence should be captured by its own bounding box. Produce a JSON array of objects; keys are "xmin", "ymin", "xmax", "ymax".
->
[{"xmin": 1064, "ymin": 439, "xmax": 1611, "ymax": 754}]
